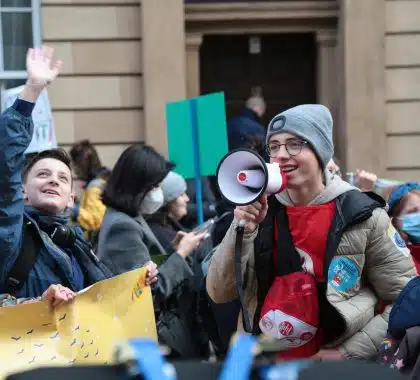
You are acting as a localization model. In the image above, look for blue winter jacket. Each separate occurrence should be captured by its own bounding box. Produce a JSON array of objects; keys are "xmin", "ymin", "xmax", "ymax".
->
[
  {"xmin": 0, "ymin": 99, "xmax": 112, "ymax": 298},
  {"xmin": 227, "ymin": 108, "xmax": 265, "ymax": 151}
]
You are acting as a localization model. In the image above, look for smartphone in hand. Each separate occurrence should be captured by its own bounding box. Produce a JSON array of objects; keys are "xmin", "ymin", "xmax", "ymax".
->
[{"xmin": 192, "ymin": 218, "xmax": 215, "ymax": 235}]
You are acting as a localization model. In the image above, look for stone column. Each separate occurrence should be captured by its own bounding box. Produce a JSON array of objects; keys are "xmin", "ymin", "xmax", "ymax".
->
[
  {"xmin": 336, "ymin": 0, "xmax": 386, "ymax": 175},
  {"xmin": 316, "ymin": 29, "xmax": 340, "ymax": 163},
  {"xmin": 141, "ymin": 0, "xmax": 187, "ymax": 156},
  {"xmin": 186, "ymin": 33, "xmax": 203, "ymax": 98},
  {"xmin": 316, "ymin": 29, "xmax": 337, "ymax": 111}
]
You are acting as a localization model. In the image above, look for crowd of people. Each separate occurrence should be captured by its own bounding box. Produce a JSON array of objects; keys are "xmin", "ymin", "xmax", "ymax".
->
[{"xmin": 2, "ymin": 45, "xmax": 420, "ymax": 376}]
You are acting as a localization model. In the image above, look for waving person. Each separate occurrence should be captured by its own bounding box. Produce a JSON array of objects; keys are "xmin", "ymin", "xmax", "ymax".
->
[{"xmin": 0, "ymin": 46, "xmax": 115, "ymax": 300}]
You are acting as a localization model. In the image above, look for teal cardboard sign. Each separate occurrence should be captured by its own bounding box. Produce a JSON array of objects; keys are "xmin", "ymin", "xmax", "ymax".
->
[{"xmin": 166, "ymin": 92, "xmax": 228, "ymax": 179}]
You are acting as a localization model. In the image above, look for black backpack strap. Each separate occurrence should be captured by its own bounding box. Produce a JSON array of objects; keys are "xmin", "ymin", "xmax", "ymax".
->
[
  {"xmin": 6, "ymin": 220, "xmax": 39, "ymax": 296},
  {"xmin": 322, "ymin": 202, "xmax": 345, "ymax": 283},
  {"xmin": 235, "ymin": 225, "xmax": 252, "ymax": 332},
  {"xmin": 275, "ymin": 205, "xmax": 302, "ymax": 276}
]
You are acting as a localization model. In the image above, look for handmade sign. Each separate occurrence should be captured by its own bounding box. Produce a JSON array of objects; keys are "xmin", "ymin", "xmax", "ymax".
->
[
  {"xmin": 1, "ymin": 85, "xmax": 57, "ymax": 154},
  {"xmin": 166, "ymin": 92, "xmax": 228, "ymax": 223},
  {"xmin": 0, "ymin": 268, "xmax": 156, "ymax": 379}
]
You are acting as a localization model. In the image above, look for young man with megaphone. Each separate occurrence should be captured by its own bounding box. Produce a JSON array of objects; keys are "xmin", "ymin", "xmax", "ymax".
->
[{"xmin": 207, "ymin": 104, "xmax": 416, "ymax": 361}]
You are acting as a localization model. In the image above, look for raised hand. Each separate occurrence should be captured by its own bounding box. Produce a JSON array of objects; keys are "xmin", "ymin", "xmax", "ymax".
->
[
  {"xmin": 355, "ymin": 169, "xmax": 377, "ymax": 192},
  {"xmin": 20, "ymin": 45, "xmax": 62, "ymax": 103},
  {"xmin": 26, "ymin": 45, "xmax": 62, "ymax": 89}
]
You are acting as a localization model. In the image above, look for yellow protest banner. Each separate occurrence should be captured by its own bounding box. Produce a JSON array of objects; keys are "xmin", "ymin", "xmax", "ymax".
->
[{"xmin": 0, "ymin": 268, "xmax": 157, "ymax": 379}]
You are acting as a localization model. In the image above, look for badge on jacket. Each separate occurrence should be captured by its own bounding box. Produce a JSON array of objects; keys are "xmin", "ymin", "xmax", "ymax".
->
[
  {"xmin": 388, "ymin": 224, "xmax": 410, "ymax": 257},
  {"xmin": 328, "ymin": 257, "xmax": 360, "ymax": 295}
]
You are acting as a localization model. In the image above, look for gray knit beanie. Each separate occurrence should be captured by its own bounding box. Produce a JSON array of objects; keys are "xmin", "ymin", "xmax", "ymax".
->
[
  {"xmin": 266, "ymin": 104, "xmax": 333, "ymax": 168},
  {"xmin": 161, "ymin": 171, "xmax": 187, "ymax": 205}
]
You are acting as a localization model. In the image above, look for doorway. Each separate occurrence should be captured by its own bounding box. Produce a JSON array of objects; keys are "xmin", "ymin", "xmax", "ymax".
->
[{"xmin": 200, "ymin": 33, "xmax": 317, "ymax": 127}]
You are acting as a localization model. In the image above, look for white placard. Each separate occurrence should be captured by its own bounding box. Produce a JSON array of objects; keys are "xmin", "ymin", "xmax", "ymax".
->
[{"xmin": 1, "ymin": 85, "xmax": 57, "ymax": 154}]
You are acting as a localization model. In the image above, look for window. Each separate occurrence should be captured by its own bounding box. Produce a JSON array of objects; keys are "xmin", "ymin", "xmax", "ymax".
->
[{"xmin": 0, "ymin": 0, "xmax": 41, "ymax": 105}]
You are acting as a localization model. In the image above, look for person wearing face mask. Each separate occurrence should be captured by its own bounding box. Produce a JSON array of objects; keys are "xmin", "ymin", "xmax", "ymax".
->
[
  {"xmin": 147, "ymin": 172, "xmax": 193, "ymax": 250},
  {"xmin": 207, "ymin": 104, "xmax": 416, "ymax": 361},
  {"xmin": 145, "ymin": 171, "xmax": 214, "ymax": 356},
  {"xmin": 97, "ymin": 144, "xmax": 206, "ymax": 358},
  {"xmin": 388, "ymin": 183, "xmax": 420, "ymax": 272},
  {"xmin": 146, "ymin": 171, "xmax": 212, "ymax": 260}
]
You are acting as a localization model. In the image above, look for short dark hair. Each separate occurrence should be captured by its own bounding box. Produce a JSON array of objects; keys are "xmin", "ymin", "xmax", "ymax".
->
[
  {"xmin": 69, "ymin": 140, "xmax": 103, "ymax": 183},
  {"xmin": 102, "ymin": 144, "xmax": 173, "ymax": 217},
  {"xmin": 23, "ymin": 149, "xmax": 73, "ymax": 183},
  {"xmin": 242, "ymin": 134, "xmax": 266, "ymax": 156}
]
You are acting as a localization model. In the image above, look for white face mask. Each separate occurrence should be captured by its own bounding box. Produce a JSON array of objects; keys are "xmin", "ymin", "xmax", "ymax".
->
[{"xmin": 140, "ymin": 187, "xmax": 164, "ymax": 215}]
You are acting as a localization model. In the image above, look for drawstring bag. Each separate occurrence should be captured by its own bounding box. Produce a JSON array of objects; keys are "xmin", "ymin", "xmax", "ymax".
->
[
  {"xmin": 258, "ymin": 207, "xmax": 319, "ymax": 358},
  {"xmin": 259, "ymin": 273, "xmax": 318, "ymax": 351}
]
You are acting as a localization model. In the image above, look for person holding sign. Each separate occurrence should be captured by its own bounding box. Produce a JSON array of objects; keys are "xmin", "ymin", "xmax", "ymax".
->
[
  {"xmin": 0, "ymin": 46, "xmax": 157, "ymax": 301},
  {"xmin": 98, "ymin": 144, "xmax": 207, "ymax": 358},
  {"xmin": 207, "ymin": 104, "xmax": 416, "ymax": 361},
  {"xmin": 0, "ymin": 46, "xmax": 108, "ymax": 299},
  {"xmin": 1, "ymin": 283, "xmax": 75, "ymax": 307}
]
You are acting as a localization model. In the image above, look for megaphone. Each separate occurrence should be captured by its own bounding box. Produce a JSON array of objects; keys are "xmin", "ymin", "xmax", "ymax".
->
[{"xmin": 216, "ymin": 149, "xmax": 287, "ymax": 206}]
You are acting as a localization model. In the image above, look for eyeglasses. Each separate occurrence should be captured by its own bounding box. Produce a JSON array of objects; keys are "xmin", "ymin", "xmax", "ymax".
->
[{"xmin": 266, "ymin": 140, "xmax": 308, "ymax": 158}]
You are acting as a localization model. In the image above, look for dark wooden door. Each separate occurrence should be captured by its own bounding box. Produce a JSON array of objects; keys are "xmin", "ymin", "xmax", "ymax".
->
[{"xmin": 199, "ymin": 33, "xmax": 317, "ymax": 127}]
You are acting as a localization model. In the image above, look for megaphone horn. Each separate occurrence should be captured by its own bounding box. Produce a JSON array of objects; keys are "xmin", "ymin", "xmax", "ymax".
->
[
  {"xmin": 216, "ymin": 149, "xmax": 287, "ymax": 206},
  {"xmin": 237, "ymin": 170, "xmax": 265, "ymax": 188}
]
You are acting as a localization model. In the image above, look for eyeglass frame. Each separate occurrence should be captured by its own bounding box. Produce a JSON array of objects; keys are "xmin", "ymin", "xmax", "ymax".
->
[{"xmin": 265, "ymin": 139, "xmax": 309, "ymax": 158}]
